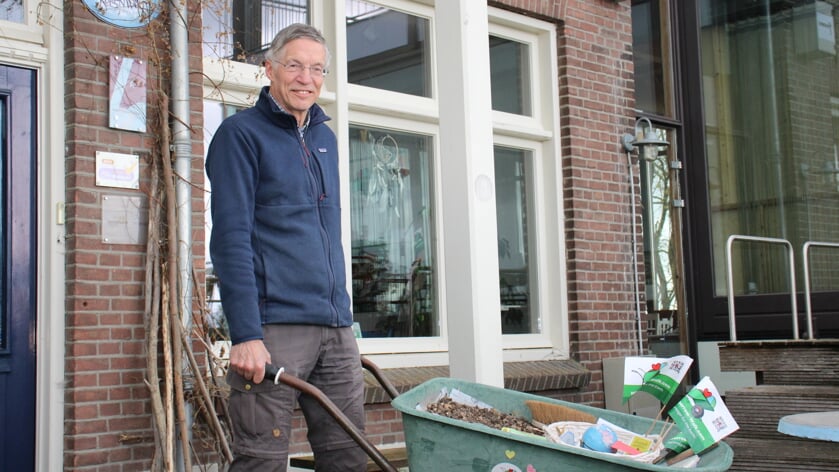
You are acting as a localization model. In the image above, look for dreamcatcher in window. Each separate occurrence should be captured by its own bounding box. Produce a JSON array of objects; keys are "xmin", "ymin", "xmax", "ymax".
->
[{"xmin": 366, "ymin": 133, "xmax": 404, "ymax": 217}]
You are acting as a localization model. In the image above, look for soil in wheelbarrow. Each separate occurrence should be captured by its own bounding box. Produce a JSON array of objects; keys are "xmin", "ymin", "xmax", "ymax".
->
[{"xmin": 426, "ymin": 396, "xmax": 545, "ymax": 437}]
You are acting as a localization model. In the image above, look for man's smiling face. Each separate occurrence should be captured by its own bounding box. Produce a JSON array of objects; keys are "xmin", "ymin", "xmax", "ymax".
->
[{"xmin": 265, "ymin": 38, "xmax": 327, "ymax": 126}]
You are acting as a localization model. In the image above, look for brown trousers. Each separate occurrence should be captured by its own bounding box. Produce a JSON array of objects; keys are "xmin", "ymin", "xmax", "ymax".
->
[{"xmin": 227, "ymin": 325, "xmax": 367, "ymax": 471}]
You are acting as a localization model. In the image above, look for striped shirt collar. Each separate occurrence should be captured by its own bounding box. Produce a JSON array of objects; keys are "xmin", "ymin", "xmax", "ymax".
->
[{"xmin": 268, "ymin": 92, "xmax": 309, "ymax": 135}]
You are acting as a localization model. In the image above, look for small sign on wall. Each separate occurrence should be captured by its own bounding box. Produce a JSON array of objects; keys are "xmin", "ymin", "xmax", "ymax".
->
[
  {"xmin": 102, "ymin": 195, "xmax": 148, "ymax": 245},
  {"xmin": 109, "ymin": 55, "xmax": 147, "ymax": 132},
  {"xmin": 96, "ymin": 151, "xmax": 140, "ymax": 189}
]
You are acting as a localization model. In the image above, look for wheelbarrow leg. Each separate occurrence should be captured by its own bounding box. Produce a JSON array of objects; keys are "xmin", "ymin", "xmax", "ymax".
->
[{"xmin": 265, "ymin": 364, "xmax": 399, "ymax": 472}]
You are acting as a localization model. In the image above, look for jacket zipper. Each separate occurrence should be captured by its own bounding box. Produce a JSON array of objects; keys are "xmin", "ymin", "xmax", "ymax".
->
[{"xmin": 300, "ymin": 131, "xmax": 339, "ymax": 325}]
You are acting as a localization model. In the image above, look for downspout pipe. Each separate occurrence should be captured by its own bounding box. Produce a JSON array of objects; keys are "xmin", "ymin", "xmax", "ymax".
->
[{"xmin": 170, "ymin": 1, "xmax": 193, "ymax": 470}]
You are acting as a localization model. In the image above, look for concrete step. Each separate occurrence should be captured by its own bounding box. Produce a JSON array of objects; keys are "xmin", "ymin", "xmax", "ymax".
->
[{"xmin": 725, "ymin": 385, "xmax": 839, "ymax": 439}]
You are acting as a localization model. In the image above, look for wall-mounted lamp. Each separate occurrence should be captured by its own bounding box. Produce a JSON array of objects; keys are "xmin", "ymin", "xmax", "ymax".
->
[
  {"xmin": 620, "ymin": 116, "xmax": 671, "ymax": 355},
  {"xmin": 621, "ymin": 117, "xmax": 670, "ymax": 161}
]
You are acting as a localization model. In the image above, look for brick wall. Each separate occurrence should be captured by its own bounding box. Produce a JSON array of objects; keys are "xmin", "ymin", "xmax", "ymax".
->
[{"xmin": 63, "ymin": 1, "xmax": 206, "ymax": 470}]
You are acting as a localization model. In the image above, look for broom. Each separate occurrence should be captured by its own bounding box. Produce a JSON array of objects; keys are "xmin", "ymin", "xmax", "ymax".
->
[{"xmin": 525, "ymin": 400, "xmax": 597, "ymax": 425}]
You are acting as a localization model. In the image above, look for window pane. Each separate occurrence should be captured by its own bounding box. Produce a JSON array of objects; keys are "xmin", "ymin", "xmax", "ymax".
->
[
  {"xmin": 641, "ymin": 128, "xmax": 677, "ymax": 312},
  {"xmin": 700, "ymin": 0, "xmax": 839, "ymax": 296},
  {"xmin": 202, "ymin": 0, "xmax": 308, "ymax": 63},
  {"xmin": 632, "ymin": 0, "xmax": 674, "ymax": 117},
  {"xmin": 490, "ymin": 36, "xmax": 531, "ymax": 116},
  {"xmin": 495, "ymin": 146, "xmax": 538, "ymax": 334},
  {"xmin": 349, "ymin": 126, "xmax": 437, "ymax": 337},
  {"xmin": 346, "ymin": 1, "xmax": 431, "ymax": 97},
  {"xmin": 0, "ymin": 0, "xmax": 24, "ymax": 23}
]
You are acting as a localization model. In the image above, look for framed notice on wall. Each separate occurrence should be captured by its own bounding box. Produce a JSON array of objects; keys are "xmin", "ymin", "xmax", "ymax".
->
[
  {"xmin": 96, "ymin": 151, "xmax": 140, "ymax": 189},
  {"xmin": 109, "ymin": 55, "xmax": 147, "ymax": 133}
]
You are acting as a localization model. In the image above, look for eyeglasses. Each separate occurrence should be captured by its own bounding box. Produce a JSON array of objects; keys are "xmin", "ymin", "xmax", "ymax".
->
[{"xmin": 274, "ymin": 61, "xmax": 328, "ymax": 78}]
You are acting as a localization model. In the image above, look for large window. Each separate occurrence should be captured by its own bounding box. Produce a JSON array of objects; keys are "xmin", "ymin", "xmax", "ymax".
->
[
  {"xmin": 691, "ymin": 0, "xmax": 839, "ymax": 338},
  {"xmin": 202, "ymin": 2, "xmax": 565, "ymax": 358},
  {"xmin": 489, "ymin": 17, "xmax": 563, "ymax": 348},
  {"xmin": 346, "ymin": 0, "xmax": 431, "ymax": 97},
  {"xmin": 349, "ymin": 125, "xmax": 436, "ymax": 337}
]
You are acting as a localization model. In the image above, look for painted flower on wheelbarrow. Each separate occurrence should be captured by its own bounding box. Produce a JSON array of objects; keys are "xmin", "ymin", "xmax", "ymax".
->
[{"xmin": 687, "ymin": 387, "xmax": 716, "ymax": 418}]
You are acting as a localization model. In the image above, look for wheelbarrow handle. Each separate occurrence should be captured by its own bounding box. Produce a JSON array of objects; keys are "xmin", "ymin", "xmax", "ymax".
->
[
  {"xmin": 264, "ymin": 364, "xmax": 399, "ymax": 472},
  {"xmin": 361, "ymin": 356, "xmax": 400, "ymax": 400}
]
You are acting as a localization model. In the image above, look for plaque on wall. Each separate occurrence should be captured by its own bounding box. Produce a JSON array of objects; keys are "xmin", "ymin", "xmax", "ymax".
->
[
  {"xmin": 82, "ymin": 0, "xmax": 163, "ymax": 29},
  {"xmin": 102, "ymin": 195, "xmax": 148, "ymax": 245}
]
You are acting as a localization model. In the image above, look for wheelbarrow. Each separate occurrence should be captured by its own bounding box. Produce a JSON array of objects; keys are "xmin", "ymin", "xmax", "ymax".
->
[{"xmin": 266, "ymin": 359, "xmax": 734, "ymax": 472}]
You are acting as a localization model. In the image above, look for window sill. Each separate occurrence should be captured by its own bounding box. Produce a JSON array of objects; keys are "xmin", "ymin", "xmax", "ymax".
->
[{"xmin": 363, "ymin": 359, "xmax": 591, "ymax": 404}]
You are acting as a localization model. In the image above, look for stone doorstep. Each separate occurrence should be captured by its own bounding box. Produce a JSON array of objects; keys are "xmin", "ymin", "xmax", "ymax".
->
[
  {"xmin": 717, "ymin": 340, "xmax": 839, "ymax": 385},
  {"xmin": 725, "ymin": 385, "xmax": 839, "ymax": 440},
  {"xmin": 726, "ymin": 437, "xmax": 839, "ymax": 471},
  {"xmin": 363, "ymin": 359, "xmax": 591, "ymax": 404}
]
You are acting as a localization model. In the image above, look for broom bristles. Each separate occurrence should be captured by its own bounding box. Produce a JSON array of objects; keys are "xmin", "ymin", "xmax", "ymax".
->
[{"xmin": 525, "ymin": 400, "xmax": 597, "ymax": 424}]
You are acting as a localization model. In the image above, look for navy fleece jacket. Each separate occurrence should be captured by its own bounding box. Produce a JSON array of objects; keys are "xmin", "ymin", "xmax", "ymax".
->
[{"xmin": 206, "ymin": 86, "xmax": 352, "ymax": 345}]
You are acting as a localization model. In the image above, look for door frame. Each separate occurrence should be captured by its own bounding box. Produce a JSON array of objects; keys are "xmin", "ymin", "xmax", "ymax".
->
[
  {"xmin": 0, "ymin": 63, "xmax": 37, "ymax": 472},
  {"xmin": 38, "ymin": 23, "xmax": 68, "ymax": 472},
  {"xmin": 0, "ymin": 6, "xmax": 66, "ymax": 472}
]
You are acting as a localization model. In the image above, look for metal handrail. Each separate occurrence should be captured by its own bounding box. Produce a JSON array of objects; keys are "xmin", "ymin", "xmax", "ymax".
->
[
  {"xmin": 802, "ymin": 241, "xmax": 839, "ymax": 340},
  {"xmin": 725, "ymin": 235, "xmax": 798, "ymax": 341}
]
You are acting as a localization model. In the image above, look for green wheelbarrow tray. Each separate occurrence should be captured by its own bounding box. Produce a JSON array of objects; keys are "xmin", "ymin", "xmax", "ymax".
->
[
  {"xmin": 267, "ymin": 359, "xmax": 732, "ymax": 472},
  {"xmin": 390, "ymin": 377, "xmax": 733, "ymax": 472}
]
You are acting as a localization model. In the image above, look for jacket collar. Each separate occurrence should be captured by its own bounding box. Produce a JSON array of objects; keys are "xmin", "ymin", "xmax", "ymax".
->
[{"xmin": 256, "ymin": 86, "xmax": 329, "ymax": 130}]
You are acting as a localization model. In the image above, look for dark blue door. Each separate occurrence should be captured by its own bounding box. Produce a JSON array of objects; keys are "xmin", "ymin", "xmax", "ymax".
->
[{"xmin": 0, "ymin": 64, "xmax": 37, "ymax": 472}]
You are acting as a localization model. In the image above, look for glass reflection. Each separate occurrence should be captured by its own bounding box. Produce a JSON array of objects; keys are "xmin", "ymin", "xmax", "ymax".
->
[
  {"xmin": 632, "ymin": 0, "xmax": 674, "ymax": 117},
  {"xmin": 346, "ymin": 0, "xmax": 431, "ymax": 97},
  {"xmin": 202, "ymin": 0, "xmax": 308, "ymax": 63},
  {"xmin": 349, "ymin": 126, "xmax": 436, "ymax": 337},
  {"xmin": 700, "ymin": 0, "xmax": 839, "ymax": 296},
  {"xmin": 495, "ymin": 146, "xmax": 538, "ymax": 334},
  {"xmin": 490, "ymin": 36, "xmax": 531, "ymax": 116}
]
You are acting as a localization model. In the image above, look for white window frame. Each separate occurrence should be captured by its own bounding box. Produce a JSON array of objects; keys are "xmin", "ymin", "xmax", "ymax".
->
[
  {"xmin": 488, "ymin": 8, "xmax": 570, "ymax": 360},
  {"xmin": 345, "ymin": 111, "xmax": 448, "ymax": 358},
  {"xmin": 490, "ymin": 9, "xmax": 568, "ymax": 359},
  {"xmin": 200, "ymin": 2, "xmax": 568, "ymax": 368}
]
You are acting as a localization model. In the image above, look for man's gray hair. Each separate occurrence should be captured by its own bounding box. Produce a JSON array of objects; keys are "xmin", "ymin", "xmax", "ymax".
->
[{"xmin": 266, "ymin": 23, "xmax": 331, "ymax": 68}]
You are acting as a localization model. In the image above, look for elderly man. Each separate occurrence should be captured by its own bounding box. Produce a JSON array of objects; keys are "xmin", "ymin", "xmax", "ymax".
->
[{"xmin": 206, "ymin": 23, "xmax": 366, "ymax": 471}]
